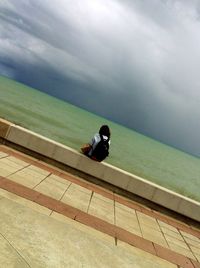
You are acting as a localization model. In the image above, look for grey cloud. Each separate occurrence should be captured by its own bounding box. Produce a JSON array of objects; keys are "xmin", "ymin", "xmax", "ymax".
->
[{"xmin": 0, "ymin": 0, "xmax": 200, "ymax": 156}]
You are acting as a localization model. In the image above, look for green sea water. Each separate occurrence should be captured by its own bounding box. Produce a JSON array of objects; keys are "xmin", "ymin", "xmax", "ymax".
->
[{"xmin": 0, "ymin": 75, "xmax": 200, "ymax": 202}]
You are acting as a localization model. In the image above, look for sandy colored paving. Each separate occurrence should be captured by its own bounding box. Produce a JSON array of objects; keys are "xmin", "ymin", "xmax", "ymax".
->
[{"xmin": 0, "ymin": 145, "xmax": 200, "ymax": 267}]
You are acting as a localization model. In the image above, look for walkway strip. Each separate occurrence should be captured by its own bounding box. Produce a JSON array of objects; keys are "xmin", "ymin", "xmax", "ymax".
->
[
  {"xmin": 1, "ymin": 145, "xmax": 200, "ymax": 240},
  {"xmin": 0, "ymin": 176, "xmax": 199, "ymax": 268}
]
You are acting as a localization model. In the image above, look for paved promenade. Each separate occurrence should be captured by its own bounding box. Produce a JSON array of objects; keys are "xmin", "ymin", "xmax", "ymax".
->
[{"xmin": 0, "ymin": 145, "xmax": 200, "ymax": 267}]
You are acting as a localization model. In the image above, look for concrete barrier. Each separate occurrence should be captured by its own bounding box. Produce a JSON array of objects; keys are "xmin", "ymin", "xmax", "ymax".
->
[
  {"xmin": 0, "ymin": 118, "xmax": 14, "ymax": 138},
  {"xmin": 0, "ymin": 118, "xmax": 200, "ymax": 222}
]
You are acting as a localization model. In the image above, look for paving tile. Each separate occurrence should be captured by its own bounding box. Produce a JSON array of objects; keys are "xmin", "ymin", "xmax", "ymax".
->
[
  {"xmin": 27, "ymin": 165, "xmax": 50, "ymax": 176},
  {"xmin": 7, "ymin": 151, "xmax": 37, "ymax": 166},
  {"xmin": 0, "ymin": 188, "xmax": 51, "ymax": 216},
  {"xmin": 6, "ymin": 156, "xmax": 29, "ymax": 167},
  {"xmin": 184, "ymin": 236, "xmax": 200, "ymax": 248},
  {"xmin": 35, "ymin": 162, "xmax": 61, "ymax": 175},
  {"xmin": 0, "ymin": 158, "xmax": 26, "ymax": 177},
  {"xmin": 114, "ymin": 194, "xmax": 142, "ymax": 211},
  {"xmin": 116, "ymin": 228, "xmax": 156, "ymax": 255},
  {"xmin": 115, "ymin": 200, "xmax": 137, "ymax": 213},
  {"xmin": 115, "ymin": 203, "xmax": 137, "ymax": 221},
  {"xmin": 76, "ymin": 211, "xmax": 116, "ymax": 238},
  {"xmin": 194, "ymin": 253, "xmax": 200, "ymax": 262},
  {"xmin": 115, "ymin": 205, "xmax": 142, "ymax": 236},
  {"xmin": 8, "ymin": 166, "xmax": 49, "ymax": 188},
  {"xmin": 190, "ymin": 245, "xmax": 200, "ymax": 255},
  {"xmin": 68, "ymin": 183, "xmax": 92, "ymax": 194},
  {"xmin": 0, "ymin": 164, "xmax": 17, "ymax": 177},
  {"xmin": 50, "ymin": 212, "xmax": 115, "ymax": 245},
  {"xmin": 189, "ymin": 259, "xmax": 200, "ymax": 268},
  {"xmin": 137, "ymin": 211, "xmax": 158, "ymax": 223},
  {"xmin": 49, "ymin": 174, "xmax": 72, "ymax": 186},
  {"xmin": 88, "ymin": 192, "xmax": 114, "ymax": 224},
  {"xmin": 158, "ymin": 220, "xmax": 180, "ymax": 232},
  {"xmin": 168, "ymin": 242, "xmax": 196, "ymax": 260},
  {"xmin": 162, "ymin": 227, "xmax": 185, "ymax": 240},
  {"xmin": 34, "ymin": 174, "xmax": 71, "ymax": 200},
  {"xmin": 89, "ymin": 186, "xmax": 114, "ymax": 201},
  {"xmin": 0, "ymin": 234, "xmax": 29, "ymax": 267},
  {"xmin": 61, "ymin": 183, "xmax": 92, "ymax": 212},
  {"xmin": 180, "ymin": 230, "xmax": 200, "ymax": 244},
  {"xmin": 154, "ymin": 243, "xmax": 194, "ymax": 268},
  {"xmin": 0, "ymin": 152, "xmax": 8, "ymax": 158},
  {"xmin": 141, "ymin": 226, "xmax": 168, "ymax": 247},
  {"xmin": 137, "ymin": 211, "xmax": 161, "ymax": 231},
  {"xmin": 165, "ymin": 234, "xmax": 190, "ymax": 249},
  {"xmin": 164, "ymin": 233, "xmax": 198, "ymax": 260},
  {"xmin": 122, "ymin": 225, "xmax": 142, "ymax": 237},
  {"xmin": 92, "ymin": 192, "xmax": 114, "ymax": 204},
  {"xmin": 0, "ymin": 157, "xmax": 26, "ymax": 169},
  {"xmin": 117, "ymin": 241, "xmax": 178, "ymax": 268}
]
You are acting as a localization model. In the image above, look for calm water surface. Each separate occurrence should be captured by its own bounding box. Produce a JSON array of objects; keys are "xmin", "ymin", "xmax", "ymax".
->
[{"xmin": 0, "ymin": 75, "xmax": 200, "ymax": 202}]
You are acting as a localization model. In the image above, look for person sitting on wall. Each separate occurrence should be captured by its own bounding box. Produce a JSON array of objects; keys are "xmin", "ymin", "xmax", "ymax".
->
[{"xmin": 81, "ymin": 125, "xmax": 111, "ymax": 162}]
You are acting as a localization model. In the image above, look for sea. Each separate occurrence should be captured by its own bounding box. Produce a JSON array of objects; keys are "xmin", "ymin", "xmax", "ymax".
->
[{"xmin": 0, "ymin": 75, "xmax": 200, "ymax": 202}]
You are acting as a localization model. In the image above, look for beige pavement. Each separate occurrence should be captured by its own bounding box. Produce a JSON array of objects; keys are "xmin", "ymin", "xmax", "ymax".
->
[
  {"xmin": 0, "ymin": 145, "xmax": 200, "ymax": 267},
  {"xmin": 0, "ymin": 196, "xmax": 178, "ymax": 268}
]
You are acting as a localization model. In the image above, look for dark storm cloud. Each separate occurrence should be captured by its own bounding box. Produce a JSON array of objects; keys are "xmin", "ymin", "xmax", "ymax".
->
[{"xmin": 1, "ymin": 0, "xmax": 200, "ymax": 156}]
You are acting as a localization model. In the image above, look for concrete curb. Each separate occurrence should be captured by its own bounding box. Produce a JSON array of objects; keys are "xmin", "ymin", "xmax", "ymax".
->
[{"xmin": 0, "ymin": 118, "xmax": 200, "ymax": 222}]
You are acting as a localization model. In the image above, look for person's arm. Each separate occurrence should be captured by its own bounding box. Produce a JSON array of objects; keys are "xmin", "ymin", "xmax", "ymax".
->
[{"xmin": 88, "ymin": 133, "xmax": 100, "ymax": 156}]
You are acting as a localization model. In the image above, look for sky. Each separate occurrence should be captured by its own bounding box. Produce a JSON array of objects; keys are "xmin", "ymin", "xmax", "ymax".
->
[{"xmin": 0, "ymin": 0, "xmax": 200, "ymax": 157}]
